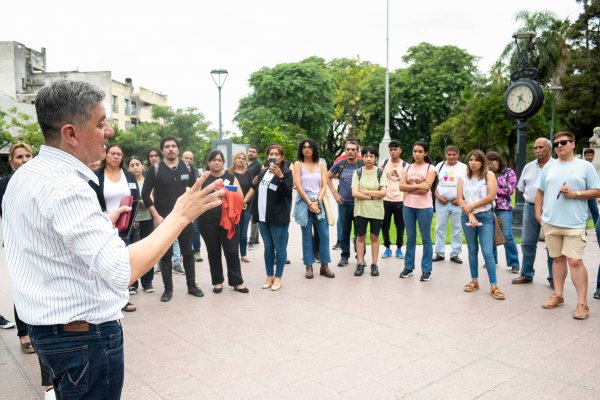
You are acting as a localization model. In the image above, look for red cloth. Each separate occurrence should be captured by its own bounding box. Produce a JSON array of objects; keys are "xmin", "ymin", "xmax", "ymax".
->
[{"xmin": 220, "ymin": 188, "xmax": 243, "ymax": 239}]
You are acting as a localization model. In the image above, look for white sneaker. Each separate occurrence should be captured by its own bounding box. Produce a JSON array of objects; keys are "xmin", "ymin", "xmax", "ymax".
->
[{"xmin": 45, "ymin": 387, "xmax": 56, "ymax": 400}]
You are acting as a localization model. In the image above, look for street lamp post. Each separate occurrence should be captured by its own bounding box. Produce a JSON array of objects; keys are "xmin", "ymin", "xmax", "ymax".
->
[
  {"xmin": 549, "ymin": 85, "xmax": 562, "ymax": 143},
  {"xmin": 210, "ymin": 69, "xmax": 228, "ymax": 140},
  {"xmin": 379, "ymin": 0, "xmax": 391, "ymax": 161}
]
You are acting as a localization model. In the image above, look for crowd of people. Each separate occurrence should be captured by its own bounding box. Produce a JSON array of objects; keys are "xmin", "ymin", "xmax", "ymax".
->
[{"xmin": 2, "ymin": 79, "xmax": 600, "ymax": 399}]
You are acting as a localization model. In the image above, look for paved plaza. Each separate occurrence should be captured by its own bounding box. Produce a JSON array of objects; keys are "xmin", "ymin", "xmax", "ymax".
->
[{"xmin": 2, "ymin": 220, "xmax": 600, "ymax": 400}]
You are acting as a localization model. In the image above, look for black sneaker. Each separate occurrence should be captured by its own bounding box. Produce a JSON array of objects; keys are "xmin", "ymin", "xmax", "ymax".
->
[
  {"xmin": 399, "ymin": 269, "xmax": 413, "ymax": 278},
  {"xmin": 160, "ymin": 290, "xmax": 173, "ymax": 302},
  {"xmin": 285, "ymin": 259, "xmax": 291, "ymax": 265},
  {"xmin": 337, "ymin": 257, "xmax": 349, "ymax": 267},
  {"xmin": 420, "ymin": 272, "xmax": 432, "ymax": 281},
  {"xmin": 371, "ymin": 264, "xmax": 379, "ymax": 276},
  {"xmin": 0, "ymin": 316, "xmax": 15, "ymax": 329},
  {"xmin": 332, "ymin": 241, "xmax": 341, "ymax": 250},
  {"xmin": 432, "ymin": 254, "xmax": 444, "ymax": 262},
  {"xmin": 594, "ymin": 290, "xmax": 600, "ymax": 299},
  {"xmin": 354, "ymin": 263, "xmax": 365, "ymax": 276},
  {"xmin": 188, "ymin": 286, "xmax": 205, "ymax": 297},
  {"xmin": 511, "ymin": 266, "xmax": 520, "ymax": 274}
]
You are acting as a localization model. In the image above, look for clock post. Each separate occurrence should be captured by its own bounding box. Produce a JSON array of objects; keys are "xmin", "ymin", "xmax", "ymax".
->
[{"xmin": 504, "ymin": 31, "xmax": 544, "ymax": 237}]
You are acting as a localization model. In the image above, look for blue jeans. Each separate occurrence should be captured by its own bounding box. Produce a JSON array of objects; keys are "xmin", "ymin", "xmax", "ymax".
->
[
  {"xmin": 403, "ymin": 206, "xmax": 433, "ymax": 272},
  {"xmin": 259, "ymin": 222, "xmax": 289, "ymax": 277},
  {"xmin": 301, "ymin": 213, "xmax": 331, "ymax": 265},
  {"xmin": 239, "ymin": 208, "xmax": 252, "ymax": 257},
  {"xmin": 492, "ymin": 210, "xmax": 520, "ymax": 268},
  {"xmin": 172, "ymin": 239, "xmax": 181, "ymax": 266},
  {"xmin": 588, "ymin": 198, "xmax": 599, "ymax": 227},
  {"xmin": 29, "ymin": 321, "xmax": 124, "ymax": 399},
  {"xmin": 521, "ymin": 202, "xmax": 553, "ymax": 281},
  {"xmin": 336, "ymin": 213, "xmax": 342, "ymax": 242},
  {"xmin": 339, "ymin": 203, "xmax": 355, "ymax": 259},
  {"xmin": 461, "ymin": 209, "xmax": 497, "ymax": 285},
  {"xmin": 434, "ymin": 200, "xmax": 463, "ymax": 257}
]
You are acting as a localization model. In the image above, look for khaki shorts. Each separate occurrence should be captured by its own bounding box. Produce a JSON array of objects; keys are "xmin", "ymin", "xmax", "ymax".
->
[{"xmin": 541, "ymin": 222, "xmax": 587, "ymax": 259}]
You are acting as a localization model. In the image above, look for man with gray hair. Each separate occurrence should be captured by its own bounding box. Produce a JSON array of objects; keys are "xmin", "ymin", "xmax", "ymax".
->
[
  {"xmin": 513, "ymin": 137, "xmax": 554, "ymax": 286},
  {"xmin": 2, "ymin": 80, "xmax": 223, "ymax": 399}
]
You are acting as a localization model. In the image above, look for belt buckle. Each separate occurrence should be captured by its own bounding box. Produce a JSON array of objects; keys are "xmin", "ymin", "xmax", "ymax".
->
[{"xmin": 63, "ymin": 321, "xmax": 89, "ymax": 332}]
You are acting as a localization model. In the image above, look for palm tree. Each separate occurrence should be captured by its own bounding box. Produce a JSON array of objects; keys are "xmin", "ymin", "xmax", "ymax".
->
[{"xmin": 500, "ymin": 10, "xmax": 572, "ymax": 87}]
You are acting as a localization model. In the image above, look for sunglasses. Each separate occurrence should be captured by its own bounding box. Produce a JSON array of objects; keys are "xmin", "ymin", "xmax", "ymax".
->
[{"xmin": 552, "ymin": 139, "xmax": 573, "ymax": 148}]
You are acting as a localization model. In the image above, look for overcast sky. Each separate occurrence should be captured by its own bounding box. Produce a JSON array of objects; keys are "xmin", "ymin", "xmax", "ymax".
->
[{"xmin": 2, "ymin": 1, "xmax": 582, "ymax": 134}]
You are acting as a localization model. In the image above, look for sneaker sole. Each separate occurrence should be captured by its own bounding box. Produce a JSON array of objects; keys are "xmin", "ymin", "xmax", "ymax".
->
[
  {"xmin": 420, "ymin": 276, "xmax": 431, "ymax": 281},
  {"xmin": 399, "ymin": 272, "xmax": 413, "ymax": 278}
]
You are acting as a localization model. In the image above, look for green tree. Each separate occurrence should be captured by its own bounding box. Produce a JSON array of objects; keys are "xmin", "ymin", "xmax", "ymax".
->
[
  {"xmin": 0, "ymin": 108, "xmax": 43, "ymax": 153},
  {"xmin": 559, "ymin": 0, "xmax": 600, "ymax": 141},
  {"xmin": 235, "ymin": 57, "xmax": 335, "ymax": 160}
]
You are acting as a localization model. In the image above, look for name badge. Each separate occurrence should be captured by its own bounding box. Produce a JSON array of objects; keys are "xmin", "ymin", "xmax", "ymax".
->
[
  {"xmin": 223, "ymin": 179, "xmax": 231, "ymax": 186},
  {"xmin": 129, "ymin": 182, "xmax": 137, "ymax": 189},
  {"xmin": 269, "ymin": 183, "xmax": 278, "ymax": 191},
  {"xmin": 181, "ymin": 174, "xmax": 189, "ymax": 181}
]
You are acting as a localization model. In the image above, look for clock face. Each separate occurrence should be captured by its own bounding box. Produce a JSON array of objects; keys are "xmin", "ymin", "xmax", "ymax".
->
[{"xmin": 506, "ymin": 83, "xmax": 534, "ymax": 114}]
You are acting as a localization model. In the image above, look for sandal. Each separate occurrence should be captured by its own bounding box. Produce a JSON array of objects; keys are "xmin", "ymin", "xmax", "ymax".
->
[
  {"xmin": 20, "ymin": 340, "xmax": 35, "ymax": 354},
  {"xmin": 463, "ymin": 280, "xmax": 479, "ymax": 292},
  {"xmin": 122, "ymin": 302, "xmax": 137, "ymax": 312},
  {"xmin": 490, "ymin": 286, "xmax": 505, "ymax": 300}
]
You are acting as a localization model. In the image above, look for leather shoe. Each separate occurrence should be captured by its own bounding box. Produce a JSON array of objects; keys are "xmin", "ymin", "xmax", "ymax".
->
[
  {"xmin": 305, "ymin": 265, "xmax": 314, "ymax": 279},
  {"xmin": 450, "ymin": 256, "xmax": 462, "ymax": 264},
  {"xmin": 188, "ymin": 286, "xmax": 205, "ymax": 297},
  {"xmin": 213, "ymin": 286, "xmax": 223, "ymax": 293},
  {"xmin": 160, "ymin": 290, "xmax": 173, "ymax": 302},
  {"xmin": 432, "ymin": 254, "xmax": 444, "ymax": 262},
  {"xmin": 234, "ymin": 286, "xmax": 249, "ymax": 293},
  {"xmin": 320, "ymin": 264, "xmax": 335, "ymax": 278},
  {"xmin": 512, "ymin": 275, "xmax": 533, "ymax": 284}
]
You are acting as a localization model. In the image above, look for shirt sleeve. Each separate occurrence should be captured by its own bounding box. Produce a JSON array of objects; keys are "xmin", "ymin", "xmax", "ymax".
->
[
  {"xmin": 497, "ymin": 169, "xmax": 517, "ymax": 197},
  {"xmin": 586, "ymin": 163, "xmax": 600, "ymax": 189},
  {"xmin": 536, "ymin": 165, "xmax": 547, "ymax": 192},
  {"xmin": 329, "ymin": 162, "xmax": 340, "ymax": 176}
]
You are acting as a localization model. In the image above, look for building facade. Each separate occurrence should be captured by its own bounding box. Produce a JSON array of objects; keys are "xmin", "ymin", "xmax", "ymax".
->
[{"xmin": 0, "ymin": 41, "xmax": 168, "ymax": 132}]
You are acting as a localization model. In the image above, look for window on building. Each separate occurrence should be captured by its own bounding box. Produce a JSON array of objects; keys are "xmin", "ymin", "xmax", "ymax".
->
[
  {"xmin": 112, "ymin": 118, "xmax": 119, "ymax": 127},
  {"xmin": 131, "ymin": 101, "xmax": 137, "ymax": 116},
  {"xmin": 125, "ymin": 121, "xmax": 131, "ymax": 130},
  {"xmin": 111, "ymin": 96, "xmax": 118, "ymax": 113},
  {"xmin": 124, "ymin": 99, "xmax": 131, "ymax": 116}
]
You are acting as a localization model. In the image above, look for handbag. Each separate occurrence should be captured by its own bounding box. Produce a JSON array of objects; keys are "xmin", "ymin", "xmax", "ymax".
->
[
  {"xmin": 493, "ymin": 214, "xmax": 506, "ymax": 246},
  {"xmin": 322, "ymin": 195, "xmax": 336, "ymax": 226}
]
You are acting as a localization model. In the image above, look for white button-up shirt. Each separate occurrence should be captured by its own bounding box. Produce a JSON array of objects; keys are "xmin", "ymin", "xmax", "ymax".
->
[
  {"xmin": 517, "ymin": 157, "xmax": 555, "ymax": 204},
  {"xmin": 3, "ymin": 146, "xmax": 130, "ymax": 325}
]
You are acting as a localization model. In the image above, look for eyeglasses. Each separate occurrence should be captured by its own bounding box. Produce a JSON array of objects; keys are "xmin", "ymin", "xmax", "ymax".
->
[{"xmin": 552, "ymin": 139, "xmax": 573, "ymax": 148}]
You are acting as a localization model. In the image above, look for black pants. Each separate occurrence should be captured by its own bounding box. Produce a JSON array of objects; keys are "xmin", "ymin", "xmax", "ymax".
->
[
  {"xmin": 160, "ymin": 223, "xmax": 195, "ymax": 290},
  {"xmin": 200, "ymin": 218, "xmax": 244, "ymax": 286},
  {"xmin": 131, "ymin": 219, "xmax": 155, "ymax": 289},
  {"xmin": 382, "ymin": 201, "xmax": 405, "ymax": 248}
]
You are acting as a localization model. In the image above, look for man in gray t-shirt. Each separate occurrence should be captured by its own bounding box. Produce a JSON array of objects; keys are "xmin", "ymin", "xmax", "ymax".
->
[{"xmin": 327, "ymin": 141, "xmax": 363, "ymax": 266}]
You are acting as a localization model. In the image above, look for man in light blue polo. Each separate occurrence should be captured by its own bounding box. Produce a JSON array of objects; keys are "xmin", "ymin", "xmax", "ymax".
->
[
  {"xmin": 536, "ymin": 131, "xmax": 600, "ymax": 320},
  {"xmin": 513, "ymin": 138, "xmax": 554, "ymax": 286}
]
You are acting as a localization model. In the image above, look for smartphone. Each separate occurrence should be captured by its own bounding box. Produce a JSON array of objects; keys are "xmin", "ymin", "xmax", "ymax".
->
[{"xmin": 269, "ymin": 157, "xmax": 276, "ymax": 166}]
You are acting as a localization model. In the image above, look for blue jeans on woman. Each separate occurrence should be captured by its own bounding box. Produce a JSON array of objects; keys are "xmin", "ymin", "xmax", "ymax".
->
[
  {"xmin": 461, "ymin": 209, "xmax": 497, "ymax": 285},
  {"xmin": 239, "ymin": 207, "xmax": 252, "ymax": 257},
  {"xmin": 29, "ymin": 321, "xmax": 124, "ymax": 399},
  {"xmin": 259, "ymin": 222, "xmax": 289, "ymax": 277},
  {"xmin": 402, "ymin": 206, "xmax": 433, "ymax": 273},
  {"xmin": 301, "ymin": 213, "xmax": 331, "ymax": 265},
  {"xmin": 492, "ymin": 209, "xmax": 520, "ymax": 268}
]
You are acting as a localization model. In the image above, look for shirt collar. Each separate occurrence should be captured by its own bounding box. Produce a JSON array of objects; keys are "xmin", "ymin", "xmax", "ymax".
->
[{"xmin": 39, "ymin": 145, "xmax": 99, "ymax": 185}]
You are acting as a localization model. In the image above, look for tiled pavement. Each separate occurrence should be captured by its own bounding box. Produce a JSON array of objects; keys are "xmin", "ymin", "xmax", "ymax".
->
[{"xmin": 2, "ymin": 221, "xmax": 600, "ymax": 399}]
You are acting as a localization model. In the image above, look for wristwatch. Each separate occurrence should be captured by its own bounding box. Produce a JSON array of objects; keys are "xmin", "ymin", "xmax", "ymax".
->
[{"xmin": 576, "ymin": 191, "xmax": 581, "ymax": 199}]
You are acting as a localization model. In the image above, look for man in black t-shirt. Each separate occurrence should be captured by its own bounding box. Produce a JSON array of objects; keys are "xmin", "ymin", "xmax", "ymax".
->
[
  {"xmin": 246, "ymin": 145, "xmax": 262, "ymax": 247},
  {"xmin": 142, "ymin": 136, "xmax": 202, "ymax": 302}
]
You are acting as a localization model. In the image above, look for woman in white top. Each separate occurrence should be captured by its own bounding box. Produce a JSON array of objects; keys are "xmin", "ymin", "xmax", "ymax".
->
[
  {"xmin": 457, "ymin": 150, "xmax": 505, "ymax": 300},
  {"xmin": 293, "ymin": 139, "xmax": 334, "ymax": 280}
]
